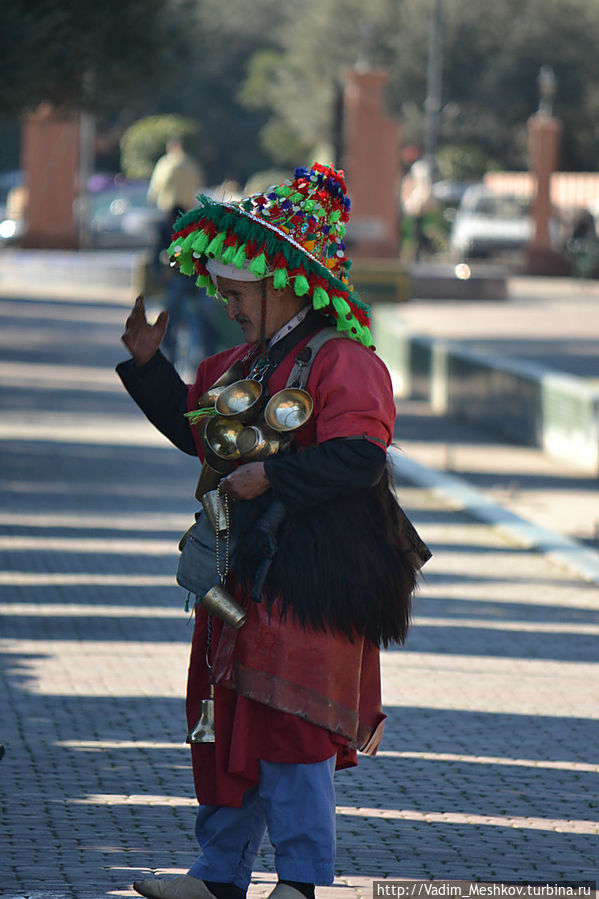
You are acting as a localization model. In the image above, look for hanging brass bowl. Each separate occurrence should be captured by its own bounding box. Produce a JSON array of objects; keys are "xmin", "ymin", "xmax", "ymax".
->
[
  {"xmin": 204, "ymin": 416, "xmax": 244, "ymax": 460},
  {"xmin": 264, "ymin": 388, "xmax": 313, "ymax": 433},
  {"xmin": 196, "ymin": 361, "xmax": 245, "ymax": 408},
  {"xmin": 236, "ymin": 424, "xmax": 280, "ymax": 461},
  {"xmin": 215, "ymin": 379, "xmax": 263, "ymax": 422}
]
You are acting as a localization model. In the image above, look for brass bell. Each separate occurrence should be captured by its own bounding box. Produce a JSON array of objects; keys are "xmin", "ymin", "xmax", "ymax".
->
[
  {"xmin": 204, "ymin": 416, "xmax": 244, "ymax": 461},
  {"xmin": 186, "ymin": 684, "xmax": 215, "ymax": 743},
  {"xmin": 202, "ymin": 584, "xmax": 247, "ymax": 629},
  {"xmin": 215, "ymin": 379, "xmax": 263, "ymax": 423},
  {"xmin": 264, "ymin": 388, "xmax": 313, "ymax": 432}
]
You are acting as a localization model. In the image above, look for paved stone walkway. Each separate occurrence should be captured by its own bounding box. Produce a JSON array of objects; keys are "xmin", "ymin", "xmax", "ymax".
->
[
  {"xmin": 1, "ymin": 289, "xmax": 597, "ymax": 899},
  {"xmin": 399, "ymin": 276, "xmax": 599, "ymax": 383}
]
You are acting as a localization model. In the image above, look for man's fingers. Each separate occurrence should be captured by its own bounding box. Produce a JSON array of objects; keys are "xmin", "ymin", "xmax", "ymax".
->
[
  {"xmin": 154, "ymin": 309, "xmax": 169, "ymax": 333},
  {"xmin": 124, "ymin": 295, "xmax": 145, "ymax": 327}
]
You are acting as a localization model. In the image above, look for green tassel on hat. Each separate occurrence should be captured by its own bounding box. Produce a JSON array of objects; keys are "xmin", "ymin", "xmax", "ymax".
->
[
  {"xmin": 312, "ymin": 286, "xmax": 330, "ymax": 309},
  {"xmin": 179, "ymin": 258, "xmax": 196, "ymax": 276},
  {"xmin": 273, "ymin": 268, "xmax": 289, "ymax": 290},
  {"xmin": 248, "ymin": 252, "xmax": 268, "ymax": 278},
  {"xmin": 206, "ymin": 232, "xmax": 226, "ymax": 257},
  {"xmin": 191, "ymin": 230, "xmax": 211, "ymax": 254},
  {"xmin": 195, "ymin": 273, "xmax": 212, "ymax": 290},
  {"xmin": 221, "ymin": 242, "xmax": 238, "ymax": 265},
  {"xmin": 232, "ymin": 243, "xmax": 248, "ymax": 269},
  {"xmin": 178, "ymin": 231, "xmax": 197, "ymax": 255},
  {"xmin": 293, "ymin": 274, "xmax": 310, "ymax": 296},
  {"xmin": 332, "ymin": 295, "xmax": 351, "ymax": 317}
]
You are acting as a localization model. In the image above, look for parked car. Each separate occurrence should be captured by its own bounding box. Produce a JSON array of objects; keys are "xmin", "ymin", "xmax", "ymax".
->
[
  {"xmin": 85, "ymin": 179, "xmax": 164, "ymax": 249},
  {"xmin": 0, "ymin": 170, "xmax": 25, "ymax": 244},
  {"xmin": 449, "ymin": 184, "xmax": 533, "ymax": 260},
  {"xmin": 432, "ymin": 179, "xmax": 471, "ymax": 208}
]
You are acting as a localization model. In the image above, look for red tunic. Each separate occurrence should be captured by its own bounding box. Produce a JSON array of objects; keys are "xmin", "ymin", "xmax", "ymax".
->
[{"xmin": 185, "ymin": 334, "xmax": 395, "ymax": 807}]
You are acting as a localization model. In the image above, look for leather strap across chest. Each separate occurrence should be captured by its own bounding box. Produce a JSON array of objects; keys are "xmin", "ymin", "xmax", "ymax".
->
[{"xmin": 284, "ymin": 328, "xmax": 346, "ymax": 390}]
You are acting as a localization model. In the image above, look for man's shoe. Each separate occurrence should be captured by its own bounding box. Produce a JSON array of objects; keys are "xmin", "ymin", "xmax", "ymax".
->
[{"xmin": 133, "ymin": 874, "xmax": 216, "ymax": 899}]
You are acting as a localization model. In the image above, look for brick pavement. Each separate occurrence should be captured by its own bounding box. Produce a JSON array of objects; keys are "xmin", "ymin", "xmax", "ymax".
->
[
  {"xmin": 398, "ymin": 276, "xmax": 599, "ymax": 382},
  {"xmin": 0, "ymin": 290, "xmax": 598, "ymax": 899}
]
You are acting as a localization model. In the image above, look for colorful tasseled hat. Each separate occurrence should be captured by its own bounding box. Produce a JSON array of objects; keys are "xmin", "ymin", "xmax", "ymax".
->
[{"xmin": 167, "ymin": 162, "xmax": 373, "ymax": 347}]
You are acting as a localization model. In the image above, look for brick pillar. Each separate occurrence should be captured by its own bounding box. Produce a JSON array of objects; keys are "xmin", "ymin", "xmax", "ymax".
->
[
  {"xmin": 343, "ymin": 69, "xmax": 401, "ymax": 258},
  {"xmin": 527, "ymin": 113, "xmax": 566, "ymax": 274},
  {"xmin": 20, "ymin": 104, "xmax": 80, "ymax": 249}
]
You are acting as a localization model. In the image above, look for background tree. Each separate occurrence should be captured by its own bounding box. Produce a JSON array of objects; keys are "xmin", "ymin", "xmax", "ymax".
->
[
  {"xmin": 120, "ymin": 116, "xmax": 201, "ymax": 180},
  {"xmin": 0, "ymin": 0, "xmax": 281, "ymax": 184},
  {"xmin": 113, "ymin": 0, "xmax": 288, "ymax": 185},
  {"xmin": 239, "ymin": 0, "xmax": 400, "ymax": 166},
  {"xmin": 239, "ymin": 0, "xmax": 599, "ymax": 175},
  {"xmin": 2, "ymin": 0, "xmax": 599, "ymax": 183},
  {"xmin": 0, "ymin": 0, "xmax": 195, "ymax": 116}
]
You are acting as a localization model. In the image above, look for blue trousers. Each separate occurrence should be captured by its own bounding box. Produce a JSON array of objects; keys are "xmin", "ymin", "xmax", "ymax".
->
[{"xmin": 187, "ymin": 756, "xmax": 337, "ymax": 889}]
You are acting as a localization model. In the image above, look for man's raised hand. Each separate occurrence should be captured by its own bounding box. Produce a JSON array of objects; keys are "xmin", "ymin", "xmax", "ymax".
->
[{"xmin": 121, "ymin": 295, "xmax": 169, "ymax": 366}]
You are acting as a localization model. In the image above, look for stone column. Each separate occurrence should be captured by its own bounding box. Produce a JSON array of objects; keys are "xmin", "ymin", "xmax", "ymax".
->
[
  {"xmin": 343, "ymin": 69, "xmax": 401, "ymax": 258},
  {"xmin": 20, "ymin": 104, "xmax": 80, "ymax": 249},
  {"xmin": 527, "ymin": 113, "xmax": 565, "ymax": 274}
]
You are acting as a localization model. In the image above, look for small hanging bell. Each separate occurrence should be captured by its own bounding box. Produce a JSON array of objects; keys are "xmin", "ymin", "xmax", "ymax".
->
[{"xmin": 186, "ymin": 684, "xmax": 215, "ymax": 744}]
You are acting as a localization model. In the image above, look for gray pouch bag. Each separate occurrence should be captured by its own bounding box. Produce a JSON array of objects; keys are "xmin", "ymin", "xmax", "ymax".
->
[{"xmin": 176, "ymin": 510, "xmax": 224, "ymax": 599}]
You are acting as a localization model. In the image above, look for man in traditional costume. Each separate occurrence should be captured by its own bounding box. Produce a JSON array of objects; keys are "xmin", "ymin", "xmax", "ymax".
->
[{"xmin": 117, "ymin": 164, "xmax": 427, "ymax": 899}]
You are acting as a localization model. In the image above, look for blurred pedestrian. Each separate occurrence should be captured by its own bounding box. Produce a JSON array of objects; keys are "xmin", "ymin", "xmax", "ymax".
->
[
  {"xmin": 117, "ymin": 163, "xmax": 428, "ymax": 899},
  {"xmin": 403, "ymin": 159, "xmax": 437, "ymax": 261},
  {"xmin": 147, "ymin": 138, "xmax": 204, "ymax": 219},
  {"xmin": 147, "ymin": 139, "xmax": 216, "ymax": 369}
]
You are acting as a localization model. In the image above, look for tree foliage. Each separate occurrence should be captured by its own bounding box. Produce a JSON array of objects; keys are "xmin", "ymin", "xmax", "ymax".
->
[
  {"xmin": 3, "ymin": 0, "xmax": 599, "ymax": 182},
  {"xmin": 114, "ymin": 0, "xmax": 288, "ymax": 183},
  {"xmin": 239, "ymin": 0, "xmax": 599, "ymax": 173},
  {"xmin": 120, "ymin": 115, "xmax": 201, "ymax": 179},
  {"xmin": 0, "ymin": 0, "xmax": 195, "ymax": 117}
]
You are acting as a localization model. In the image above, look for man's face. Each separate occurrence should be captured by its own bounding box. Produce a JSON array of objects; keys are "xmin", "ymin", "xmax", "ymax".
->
[
  {"xmin": 217, "ymin": 278, "xmax": 264, "ymax": 344},
  {"xmin": 216, "ymin": 277, "xmax": 305, "ymax": 345}
]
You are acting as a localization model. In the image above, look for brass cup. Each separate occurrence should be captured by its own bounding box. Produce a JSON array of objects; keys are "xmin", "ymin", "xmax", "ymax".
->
[
  {"xmin": 196, "ymin": 384, "xmax": 227, "ymax": 408},
  {"xmin": 236, "ymin": 424, "xmax": 280, "ymax": 461},
  {"xmin": 204, "ymin": 450, "xmax": 234, "ymax": 472},
  {"xmin": 215, "ymin": 379, "xmax": 263, "ymax": 423},
  {"xmin": 197, "ymin": 360, "xmax": 245, "ymax": 406},
  {"xmin": 194, "ymin": 457, "xmax": 233, "ymax": 501},
  {"xmin": 264, "ymin": 388, "xmax": 313, "ymax": 433},
  {"xmin": 214, "ymin": 360, "xmax": 245, "ymax": 387},
  {"xmin": 202, "ymin": 584, "xmax": 247, "ymax": 629},
  {"xmin": 201, "ymin": 489, "xmax": 228, "ymax": 534},
  {"xmin": 204, "ymin": 416, "xmax": 244, "ymax": 460}
]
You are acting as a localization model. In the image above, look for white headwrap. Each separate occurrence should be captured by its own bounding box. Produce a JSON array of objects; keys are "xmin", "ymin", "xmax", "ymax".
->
[{"xmin": 206, "ymin": 258, "xmax": 265, "ymax": 285}]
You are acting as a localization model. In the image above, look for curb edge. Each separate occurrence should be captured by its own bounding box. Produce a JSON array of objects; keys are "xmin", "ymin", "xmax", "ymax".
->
[{"xmin": 390, "ymin": 448, "xmax": 599, "ymax": 587}]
